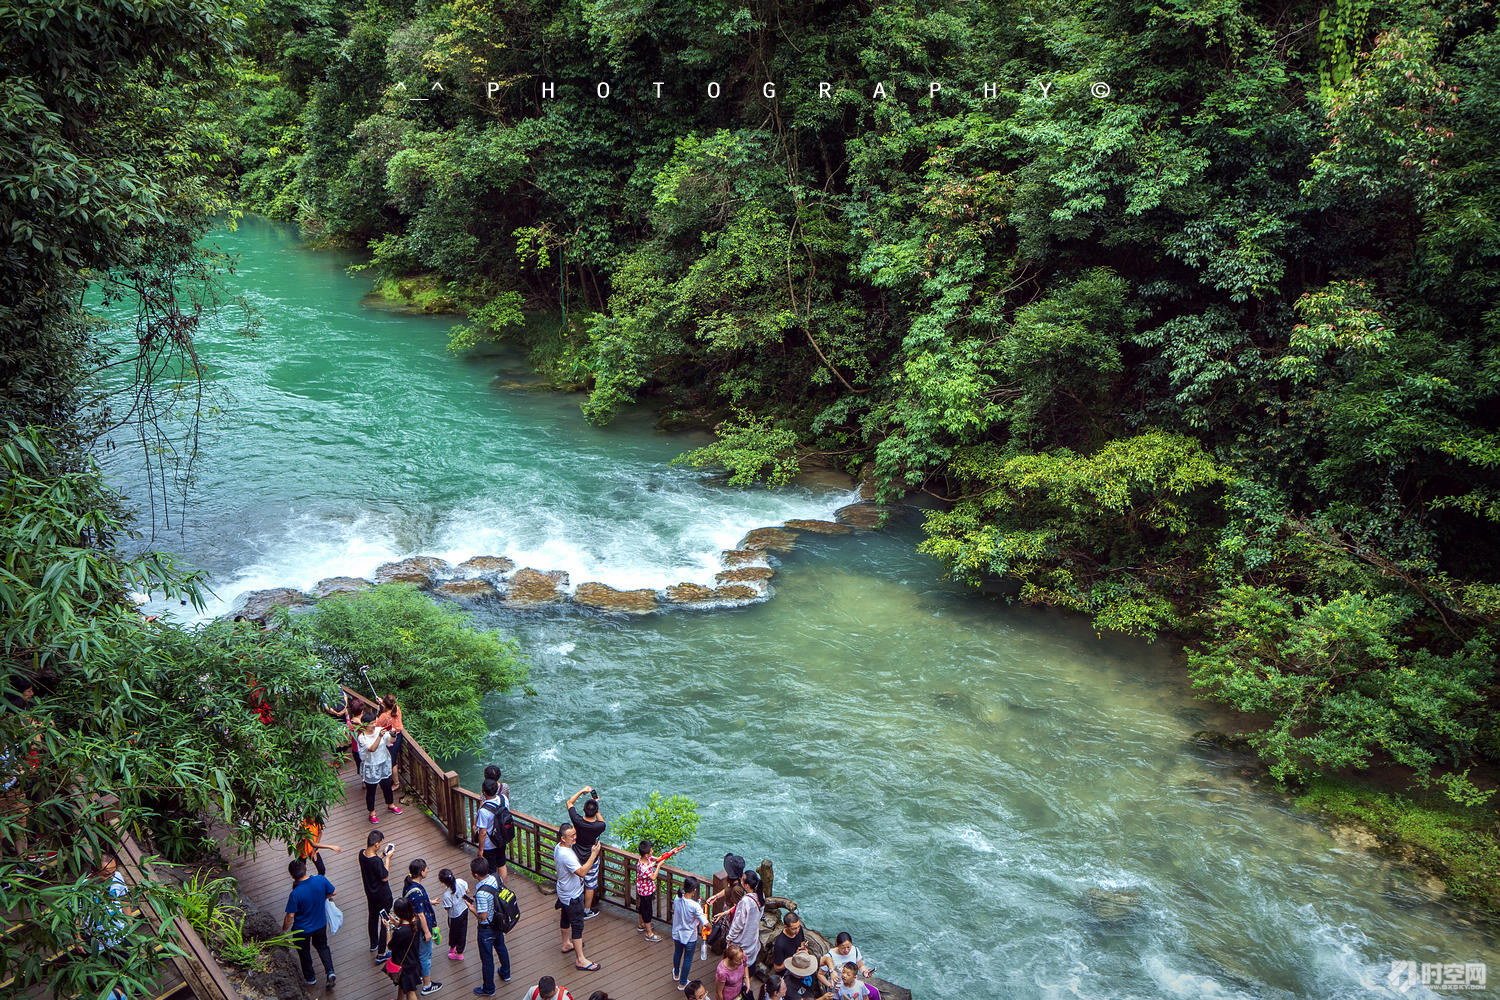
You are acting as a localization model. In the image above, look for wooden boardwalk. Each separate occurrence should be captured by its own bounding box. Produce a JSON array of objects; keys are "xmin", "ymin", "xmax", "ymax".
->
[{"xmin": 232, "ymin": 768, "xmax": 697, "ymax": 1000}]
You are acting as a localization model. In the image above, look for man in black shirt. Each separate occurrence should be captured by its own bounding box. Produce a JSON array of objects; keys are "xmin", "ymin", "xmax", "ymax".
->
[
  {"xmin": 359, "ymin": 830, "xmax": 395, "ymax": 958},
  {"xmin": 565, "ymin": 786, "xmax": 607, "ymax": 918},
  {"xmin": 769, "ymin": 911, "xmax": 808, "ymax": 976}
]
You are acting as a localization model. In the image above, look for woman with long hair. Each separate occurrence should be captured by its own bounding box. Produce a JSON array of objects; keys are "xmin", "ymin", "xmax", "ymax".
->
[
  {"xmin": 726, "ymin": 871, "xmax": 765, "ymax": 968},
  {"xmin": 357, "ymin": 710, "xmax": 400, "ymax": 823}
]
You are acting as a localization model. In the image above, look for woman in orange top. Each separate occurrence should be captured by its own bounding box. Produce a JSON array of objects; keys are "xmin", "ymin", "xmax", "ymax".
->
[
  {"xmin": 374, "ymin": 695, "xmax": 405, "ymax": 791},
  {"xmin": 298, "ymin": 815, "xmax": 343, "ymax": 876}
]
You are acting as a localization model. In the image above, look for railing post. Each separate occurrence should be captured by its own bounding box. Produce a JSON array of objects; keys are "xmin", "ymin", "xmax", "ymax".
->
[{"xmin": 444, "ymin": 771, "xmax": 460, "ymax": 844}]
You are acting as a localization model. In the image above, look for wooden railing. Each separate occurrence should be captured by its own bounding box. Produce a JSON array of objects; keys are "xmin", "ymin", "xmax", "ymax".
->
[{"xmin": 343, "ymin": 688, "xmax": 724, "ymax": 921}]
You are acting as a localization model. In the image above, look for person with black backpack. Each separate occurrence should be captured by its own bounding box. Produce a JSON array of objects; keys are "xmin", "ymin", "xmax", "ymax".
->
[
  {"xmin": 466, "ymin": 855, "xmax": 518, "ymax": 997},
  {"xmin": 473, "ymin": 777, "xmax": 514, "ymax": 883}
]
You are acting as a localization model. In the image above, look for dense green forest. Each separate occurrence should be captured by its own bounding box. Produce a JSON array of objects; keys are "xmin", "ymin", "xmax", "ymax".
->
[{"xmin": 217, "ymin": 0, "xmax": 1500, "ymax": 808}]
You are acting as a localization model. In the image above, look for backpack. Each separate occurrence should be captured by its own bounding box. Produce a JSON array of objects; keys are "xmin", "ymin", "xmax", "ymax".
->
[
  {"xmin": 475, "ymin": 879, "xmax": 521, "ymax": 933},
  {"xmin": 478, "ymin": 797, "xmax": 517, "ymax": 845}
]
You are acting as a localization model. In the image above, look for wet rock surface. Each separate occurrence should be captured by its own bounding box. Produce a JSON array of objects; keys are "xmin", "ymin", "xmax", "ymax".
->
[
  {"xmin": 739, "ymin": 526, "xmax": 798, "ymax": 552},
  {"xmin": 573, "ymin": 582, "xmax": 658, "ymax": 612},
  {"xmin": 504, "ymin": 567, "xmax": 569, "ymax": 605},
  {"xmin": 375, "ymin": 555, "xmax": 452, "ymax": 585},
  {"xmin": 234, "ymin": 587, "xmax": 314, "ymax": 621},
  {"xmin": 716, "ymin": 566, "xmax": 776, "ymax": 584},
  {"xmin": 434, "ymin": 578, "xmax": 500, "ymax": 600},
  {"xmin": 313, "ymin": 576, "xmax": 372, "ymax": 598},
  {"xmin": 783, "ymin": 518, "xmax": 852, "ymax": 534},
  {"xmin": 457, "ymin": 554, "xmax": 516, "ymax": 575},
  {"xmin": 834, "ymin": 502, "xmax": 885, "ymax": 529}
]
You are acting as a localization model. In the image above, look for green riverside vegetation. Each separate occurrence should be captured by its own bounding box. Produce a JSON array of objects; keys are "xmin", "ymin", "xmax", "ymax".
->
[{"xmin": 219, "ymin": 0, "xmax": 1498, "ymax": 824}]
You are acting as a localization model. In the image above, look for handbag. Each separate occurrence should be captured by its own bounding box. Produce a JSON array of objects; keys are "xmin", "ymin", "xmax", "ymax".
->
[
  {"xmin": 325, "ymin": 898, "xmax": 343, "ymax": 935},
  {"xmin": 385, "ymin": 927, "xmax": 415, "ymax": 980},
  {"xmin": 706, "ymin": 913, "xmax": 730, "ymax": 955}
]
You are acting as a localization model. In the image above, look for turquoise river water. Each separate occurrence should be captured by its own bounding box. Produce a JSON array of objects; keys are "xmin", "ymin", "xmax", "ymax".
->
[{"xmin": 102, "ymin": 219, "xmax": 1497, "ymax": 999}]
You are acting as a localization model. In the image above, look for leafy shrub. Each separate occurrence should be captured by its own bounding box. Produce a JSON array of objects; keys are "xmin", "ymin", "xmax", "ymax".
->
[
  {"xmin": 287, "ymin": 584, "xmax": 528, "ymax": 759},
  {"xmin": 610, "ymin": 792, "xmax": 701, "ymax": 854}
]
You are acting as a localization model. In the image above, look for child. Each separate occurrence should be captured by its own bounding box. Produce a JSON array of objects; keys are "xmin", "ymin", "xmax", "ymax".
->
[
  {"xmin": 634, "ymin": 839, "xmax": 684, "ymax": 941},
  {"xmin": 297, "ymin": 814, "xmax": 342, "ymax": 877},
  {"xmin": 437, "ymin": 867, "xmax": 469, "ymax": 961},
  {"xmin": 671, "ymin": 875, "xmax": 708, "ymax": 990}
]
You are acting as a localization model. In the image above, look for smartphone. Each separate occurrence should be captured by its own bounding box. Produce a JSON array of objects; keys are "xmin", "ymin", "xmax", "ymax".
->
[{"xmin": 383, "ymin": 843, "xmax": 396, "ymax": 855}]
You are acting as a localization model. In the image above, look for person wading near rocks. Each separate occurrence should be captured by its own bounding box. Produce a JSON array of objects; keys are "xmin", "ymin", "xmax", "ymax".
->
[
  {"xmin": 358, "ymin": 711, "xmax": 401, "ymax": 823},
  {"xmin": 361, "ymin": 830, "xmax": 396, "ymax": 959},
  {"xmin": 403, "ymin": 858, "xmax": 442, "ymax": 995},
  {"xmin": 282, "ymin": 858, "xmax": 337, "ymax": 988},
  {"xmin": 473, "ymin": 777, "xmax": 513, "ymax": 883},
  {"xmin": 554, "ymin": 822, "xmax": 602, "ymax": 973},
  {"xmin": 565, "ymin": 786, "xmax": 607, "ymax": 918},
  {"xmin": 466, "ymin": 856, "xmax": 512, "ymax": 996}
]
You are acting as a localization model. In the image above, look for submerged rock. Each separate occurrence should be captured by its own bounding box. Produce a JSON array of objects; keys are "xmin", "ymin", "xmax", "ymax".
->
[
  {"xmin": 505, "ymin": 568, "xmax": 568, "ymax": 605},
  {"xmin": 313, "ymin": 576, "xmax": 372, "ymax": 598},
  {"xmin": 1083, "ymin": 887, "xmax": 1143, "ymax": 922},
  {"xmin": 720, "ymin": 548, "xmax": 767, "ymax": 567},
  {"xmin": 234, "ymin": 588, "xmax": 314, "ymax": 622},
  {"xmin": 375, "ymin": 555, "xmax": 452, "ymax": 586},
  {"xmin": 783, "ymin": 518, "xmax": 851, "ymax": 535},
  {"xmin": 834, "ymin": 502, "xmax": 884, "ymax": 529},
  {"xmin": 739, "ymin": 527, "xmax": 798, "ymax": 552},
  {"xmin": 715, "ymin": 566, "xmax": 775, "ymax": 585},
  {"xmin": 573, "ymin": 582, "xmax": 658, "ymax": 612},
  {"xmin": 434, "ymin": 578, "xmax": 500, "ymax": 601},
  {"xmin": 457, "ymin": 555, "xmax": 515, "ymax": 575}
]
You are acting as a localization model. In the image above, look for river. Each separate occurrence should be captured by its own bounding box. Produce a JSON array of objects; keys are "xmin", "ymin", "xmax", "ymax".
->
[{"xmin": 102, "ymin": 218, "xmax": 1497, "ymax": 999}]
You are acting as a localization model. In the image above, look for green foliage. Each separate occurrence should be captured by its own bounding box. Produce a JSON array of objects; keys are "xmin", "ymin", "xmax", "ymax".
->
[
  {"xmin": 1295, "ymin": 778, "xmax": 1500, "ymax": 907},
  {"xmin": 674, "ymin": 411, "xmax": 802, "ymax": 487},
  {"xmin": 214, "ymin": 0, "xmax": 1500, "ymax": 801},
  {"xmin": 288, "ymin": 584, "xmax": 528, "ymax": 759},
  {"xmin": 0, "ymin": 425, "xmax": 346, "ymax": 995},
  {"xmin": 164, "ymin": 872, "xmax": 298, "ymax": 968},
  {"xmin": 610, "ymin": 792, "xmax": 701, "ymax": 854}
]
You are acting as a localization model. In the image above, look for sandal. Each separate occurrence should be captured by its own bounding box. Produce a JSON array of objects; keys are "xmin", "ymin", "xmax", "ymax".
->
[{"xmin": 574, "ymin": 962, "xmax": 600, "ymax": 972}]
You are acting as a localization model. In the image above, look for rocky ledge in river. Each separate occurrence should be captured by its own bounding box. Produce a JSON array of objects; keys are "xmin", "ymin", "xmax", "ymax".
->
[
  {"xmin": 504, "ymin": 567, "xmax": 568, "ymax": 606},
  {"xmin": 233, "ymin": 498, "xmax": 892, "ymax": 622},
  {"xmin": 573, "ymin": 582, "xmax": 658, "ymax": 613},
  {"xmin": 375, "ymin": 555, "xmax": 452, "ymax": 586}
]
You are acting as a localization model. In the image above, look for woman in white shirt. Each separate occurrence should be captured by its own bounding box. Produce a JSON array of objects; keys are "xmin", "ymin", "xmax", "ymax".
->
[
  {"xmin": 821, "ymin": 931, "xmax": 874, "ymax": 981},
  {"xmin": 437, "ymin": 868, "xmax": 470, "ymax": 961},
  {"xmin": 357, "ymin": 712, "xmax": 399, "ymax": 823},
  {"xmin": 727, "ymin": 871, "xmax": 765, "ymax": 968}
]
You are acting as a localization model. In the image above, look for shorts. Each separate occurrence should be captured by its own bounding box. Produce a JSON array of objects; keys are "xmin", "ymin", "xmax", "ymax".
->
[
  {"xmin": 556, "ymin": 893, "xmax": 585, "ymax": 939},
  {"xmin": 582, "ymin": 857, "xmax": 600, "ymax": 891},
  {"xmin": 636, "ymin": 891, "xmax": 655, "ymax": 921},
  {"xmin": 483, "ymin": 844, "xmax": 507, "ymax": 872}
]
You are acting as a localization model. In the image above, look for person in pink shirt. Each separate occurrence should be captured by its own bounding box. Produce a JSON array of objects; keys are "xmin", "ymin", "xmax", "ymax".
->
[{"xmin": 633, "ymin": 838, "xmax": 684, "ymax": 941}]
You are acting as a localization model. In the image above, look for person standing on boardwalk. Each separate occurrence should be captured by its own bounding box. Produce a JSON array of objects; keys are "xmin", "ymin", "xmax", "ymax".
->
[
  {"xmin": 670, "ymin": 876, "xmax": 708, "ymax": 990},
  {"xmin": 361, "ymin": 830, "xmax": 396, "ymax": 958},
  {"xmin": 554, "ymin": 822, "xmax": 602, "ymax": 973},
  {"xmin": 376, "ymin": 694, "xmax": 406, "ymax": 791},
  {"xmin": 565, "ymin": 786, "xmax": 606, "ymax": 918},
  {"xmin": 358, "ymin": 711, "xmax": 401, "ymax": 823},
  {"xmin": 386, "ymin": 898, "xmax": 423, "ymax": 1000},
  {"xmin": 714, "ymin": 944, "xmax": 750, "ymax": 1000},
  {"xmin": 473, "ymin": 777, "xmax": 512, "ymax": 883},
  {"xmin": 297, "ymin": 813, "xmax": 341, "ymax": 877},
  {"xmin": 281, "ymin": 858, "xmax": 337, "ymax": 988},
  {"xmin": 403, "ymin": 858, "xmax": 442, "ymax": 995},
  {"xmin": 727, "ymin": 871, "xmax": 765, "ymax": 968},
  {"xmin": 466, "ymin": 855, "xmax": 511, "ymax": 996},
  {"xmin": 437, "ymin": 867, "xmax": 469, "ymax": 963},
  {"xmin": 634, "ymin": 838, "xmax": 683, "ymax": 940}
]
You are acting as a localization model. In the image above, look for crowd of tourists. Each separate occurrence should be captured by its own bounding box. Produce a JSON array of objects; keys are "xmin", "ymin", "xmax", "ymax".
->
[{"xmin": 285, "ymin": 690, "xmax": 882, "ymax": 1000}]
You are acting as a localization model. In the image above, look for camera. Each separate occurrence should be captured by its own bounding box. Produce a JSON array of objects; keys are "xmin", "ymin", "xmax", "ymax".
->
[{"xmin": 589, "ymin": 788, "xmax": 600, "ymax": 801}]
